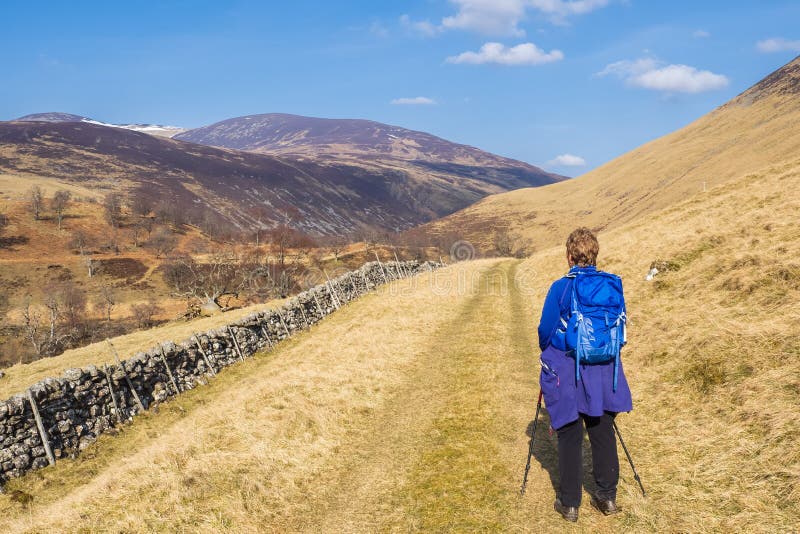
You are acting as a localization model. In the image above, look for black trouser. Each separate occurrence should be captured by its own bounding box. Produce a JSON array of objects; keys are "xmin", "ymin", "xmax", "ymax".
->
[{"xmin": 556, "ymin": 411, "xmax": 619, "ymax": 507}]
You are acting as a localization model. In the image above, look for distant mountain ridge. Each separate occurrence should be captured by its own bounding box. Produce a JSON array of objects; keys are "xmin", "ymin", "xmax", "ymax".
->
[
  {"xmin": 172, "ymin": 113, "xmax": 564, "ymax": 223},
  {"xmin": 0, "ymin": 112, "xmax": 562, "ymax": 236},
  {"xmin": 15, "ymin": 112, "xmax": 186, "ymax": 138},
  {"xmin": 176, "ymin": 113, "xmax": 535, "ymax": 163}
]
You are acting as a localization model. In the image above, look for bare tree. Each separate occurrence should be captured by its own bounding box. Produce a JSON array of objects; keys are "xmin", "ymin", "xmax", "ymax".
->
[
  {"xmin": 493, "ymin": 228, "xmax": 514, "ymax": 257},
  {"xmin": 42, "ymin": 291, "xmax": 60, "ymax": 347},
  {"xmin": 27, "ymin": 185, "xmax": 44, "ymax": 221},
  {"xmin": 51, "ymin": 190, "xmax": 71, "ymax": 230},
  {"xmin": 145, "ymin": 226, "xmax": 178, "ymax": 258},
  {"xmin": 328, "ymin": 235, "xmax": 348, "ymax": 262},
  {"xmin": 155, "ymin": 199, "xmax": 185, "ymax": 227},
  {"xmin": 98, "ymin": 284, "xmax": 116, "ymax": 321},
  {"xmin": 131, "ymin": 216, "xmax": 156, "ymax": 247},
  {"xmin": 130, "ymin": 299, "xmax": 163, "ymax": 328},
  {"xmin": 162, "ymin": 248, "xmax": 243, "ymax": 313},
  {"xmin": 21, "ymin": 299, "xmax": 45, "ymax": 357},
  {"xmin": 267, "ymin": 224, "xmax": 315, "ymax": 269},
  {"xmin": 0, "ymin": 212, "xmax": 8, "ymax": 241},
  {"xmin": 70, "ymin": 231, "xmax": 96, "ymax": 277},
  {"xmin": 58, "ymin": 282, "xmax": 87, "ymax": 333},
  {"xmin": 131, "ymin": 221, "xmax": 144, "ymax": 248},
  {"xmin": 129, "ymin": 191, "xmax": 153, "ymax": 216},
  {"xmin": 103, "ymin": 192, "xmax": 124, "ymax": 228},
  {"xmin": 18, "ymin": 283, "xmax": 89, "ymax": 360},
  {"xmin": 248, "ymin": 205, "xmax": 271, "ymax": 246}
]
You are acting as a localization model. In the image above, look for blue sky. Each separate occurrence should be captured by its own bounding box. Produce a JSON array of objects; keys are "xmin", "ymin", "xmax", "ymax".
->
[{"xmin": 1, "ymin": 1, "xmax": 799, "ymax": 176}]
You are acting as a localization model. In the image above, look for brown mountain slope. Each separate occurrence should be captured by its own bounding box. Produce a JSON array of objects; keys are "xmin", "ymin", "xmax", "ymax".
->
[
  {"xmin": 424, "ymin": 55, "xmax": 800, "ymax": 251},
  {"xmin": 175, "ymin": 113, "xmax": 563, "ymax": 190},
  {"xmin": 0, "ymin": 119, "xmax": 556, "ymax": 236}
]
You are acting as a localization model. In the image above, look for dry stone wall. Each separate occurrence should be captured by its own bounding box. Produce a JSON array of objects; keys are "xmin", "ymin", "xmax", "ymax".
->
[{"xmin": 0, "ymin": 260, "xmax": 439, "ymax": 484}]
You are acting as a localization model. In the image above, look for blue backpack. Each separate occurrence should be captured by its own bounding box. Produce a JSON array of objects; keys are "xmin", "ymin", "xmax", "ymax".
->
[{"xmin": 562, "ymin": 269, "xmax": 627, "ymax": 391}]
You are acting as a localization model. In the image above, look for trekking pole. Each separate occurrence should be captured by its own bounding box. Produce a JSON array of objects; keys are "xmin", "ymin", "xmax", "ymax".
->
[
  {"xmin": 612, "ymin": 420, "xmax": 646, "ymax": 497},
  {"xmin": 520, "ymin": 389, "xmax": 543, "ymax": 496}
]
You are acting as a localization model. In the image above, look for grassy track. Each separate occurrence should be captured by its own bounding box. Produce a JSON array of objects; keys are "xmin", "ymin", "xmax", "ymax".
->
[{"xmin": 279, "ymin": 260, "xmax": 623, "ymax": 532}]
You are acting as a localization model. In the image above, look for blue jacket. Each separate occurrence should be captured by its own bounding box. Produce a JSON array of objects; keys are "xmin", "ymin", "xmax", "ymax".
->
[{"xmin": 537, "ymin": 265, "xmax": 633, "ymax": 429}]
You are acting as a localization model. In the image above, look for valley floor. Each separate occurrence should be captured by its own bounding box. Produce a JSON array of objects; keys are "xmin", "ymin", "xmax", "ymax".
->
[{"xmin": 1, "ymin": 158, "xmax": 799, "ymax": 534}]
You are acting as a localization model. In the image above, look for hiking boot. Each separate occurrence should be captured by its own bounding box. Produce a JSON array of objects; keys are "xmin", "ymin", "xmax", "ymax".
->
[
  {"xmin": 554, "ymin": 498, "xmax": 579, "ymax": 522},
  {"xmin": 590, "ymin": 495, "xmax": 620, "ymax": 515}
]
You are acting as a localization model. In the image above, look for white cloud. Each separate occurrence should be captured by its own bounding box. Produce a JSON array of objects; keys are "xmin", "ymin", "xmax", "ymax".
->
[
  {"xmin": 548, "ymin": 153, "xmax": 586, "ymax": 166},
  {"xmin": 597, "ymin": 57, "xmax": 659, "ymax": 78},
  {"xmin": 400, "ymin": 14, "xmax": 439, "ymax": 37},
  {"xmin": 693, "ymin": 29, "xmax": 710, "ymax": 38},
  {"xmin": 369, "ymin": 21, "xmax": 389, "ymax": 38},
  {"xmin": 756, "ymin": 37, "xmax": 800, "ymax": 53},
  {"xmin": 447, "ymin": 42, "xmax": 564, "ymax": 66},
  {"xmin": 390, "ymin": 96, "xmax": 437, "ymax": 105},
  {"xmin": 529, "ymin": 0, "xmax": 610, "ymax": 24},
  {"xmin": 632, "ymin": 64, "xmax": 728, "ymax": 93},
  {"xmin": 597, "ymin": 57, "xmax": 729, "ymax": 93},
  {"xmin": 438, "ymin": 0, "xmax": 609, "ymax": 36},
  {"xmin": 441, "ymin": 0, "xmax": 529, "ymax": 36}
]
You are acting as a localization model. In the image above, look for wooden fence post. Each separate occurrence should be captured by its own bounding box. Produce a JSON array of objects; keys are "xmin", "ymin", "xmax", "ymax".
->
[
  {"xmin": 260, "ymin": 325, "xmax": 274, "ymax": 350},
  {"xmin": 277, "ymin": 312, "xmax": 292, "ymax": 338},
  {"xmin": 106, "ymin": 340, "xmax": 147, "ymax": 413},
  {"xmin": 297, "ymin": 301, "xmax": 310, "ymax": 328},
  {"xmin": 361, "ymin": 270, "xmax": 371, "ymax": 292},
  {"xmin": 394, "ymin": 252, "xmax": 408, "ymax": 277},
  {"xmin": 350, "ymin": 273, "xmax": 362, "ymax": 296},
  {"xmin": 227, "ymin": 326, "xmax": 245, "ymax": 361},
  {"xmin": 158, "ymin": 345, "xmax": 181, "ymax": 394},
  {"xmin": 103, "ymin": 364, "xmax": 124, "ymax": 423},
  {"xmin": 374, "ymin": 253, "xmax": 389, "ymax": 284},
  {"xmin": 312, "ymin": 292, "xmax": 325, "ymax": 317},
  {"xmin": 192, "ymin": 334, "xmax": 218, "ymax": 376},
  {"xmin": 323, "ymin": 270, "xmax": 342, "ymax": 309},
  {"xmin": 27, "ymin": 390, "xmax": 56, "ymax": 466}
]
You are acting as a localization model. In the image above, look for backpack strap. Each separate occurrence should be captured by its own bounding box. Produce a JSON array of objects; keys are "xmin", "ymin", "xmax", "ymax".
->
[
  {"xmin": 568, "ymin": 273, "xmax": 583, "ymax": 385},
  {"xmin": 612, "ymin": 308, "xmax": 626, "ymax": 391},
  {"xmin": 544, "ymin": 273, "xmax": 575, "ymax": 348}
]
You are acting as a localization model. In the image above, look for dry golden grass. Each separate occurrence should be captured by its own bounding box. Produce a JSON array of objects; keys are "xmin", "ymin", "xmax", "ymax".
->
[
  {"xmin": 0, "ymin": 261, "xmax": 503, "ymax": 532},
  {"xmin": 427, "ymin": 58, "xmax": 800, "ymax": 252},
  {"xmin": 0, "ymin": 159, "xmax": 797, "ymax": 531},
  {"xmin": 0, "ymin": 173, "xmax": 104, "ymax": 201},
  {"xmin": 515, "ymin": 157, "xmax": 800, "ymax": 531}
]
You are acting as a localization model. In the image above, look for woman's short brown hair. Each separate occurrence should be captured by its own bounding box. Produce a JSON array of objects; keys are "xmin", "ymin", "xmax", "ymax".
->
[{"xmin": 566, "ymin": 227, "xmax": 599, "ymax": 267}]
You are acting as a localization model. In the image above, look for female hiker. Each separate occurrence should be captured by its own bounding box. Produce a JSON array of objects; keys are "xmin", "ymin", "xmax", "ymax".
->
[{"xmin": 537, "ymin": 227, "xmax": 633, "ymax": 522}]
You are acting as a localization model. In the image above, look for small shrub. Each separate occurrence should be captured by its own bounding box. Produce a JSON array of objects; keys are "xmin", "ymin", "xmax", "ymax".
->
[
  {"xmin": 130, "ymin": 299, "xmax": 164, "ymax": 328},
  {"xmin": 683, "ymin": 358, "xmax": 726, "ymax": 394},
  {"xmin": 653, "ymin": 279, "xmax": 673, "ymax": 291},
  {"xmin": 650, "ymin": 259, "xmax": 681, "ymax": 272},
  {"xmin": 730, "ymin": 255, "xmax": 761, "ymax": 269},
  {"xmin": 770, "ymin": 264, "xmax": 800, "ymax": 288},
  {"xmin": 721, "ymin": 276, "xmax": 745, "ymax": 292}
]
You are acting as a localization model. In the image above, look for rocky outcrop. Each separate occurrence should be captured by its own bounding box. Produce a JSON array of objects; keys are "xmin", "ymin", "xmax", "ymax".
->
[{"xmin": 0, "ymin": 260, "xmax": 439, "ymax": 484}]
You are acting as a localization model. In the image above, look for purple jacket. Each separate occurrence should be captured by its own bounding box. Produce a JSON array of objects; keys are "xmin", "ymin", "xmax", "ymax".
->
[{"xmin": 537, "ymin": 266, "xmax": 633, "ymax": 430}]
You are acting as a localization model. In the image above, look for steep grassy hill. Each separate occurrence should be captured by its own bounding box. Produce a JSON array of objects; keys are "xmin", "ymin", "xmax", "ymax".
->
[
  {"xmin": 424, "ymin": 55, "xmax": 800, "ymax": 252},
  {"xmin": 0, "ymin": 154, "xmax": 796, "ymax": 531}
]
